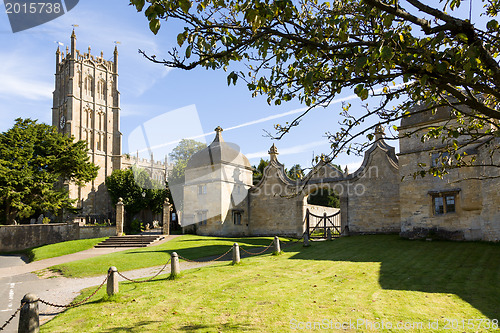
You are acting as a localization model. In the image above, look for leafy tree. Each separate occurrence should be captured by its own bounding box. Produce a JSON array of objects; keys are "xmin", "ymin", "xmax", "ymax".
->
[
  {"xmin": 106, "ymin": 167, "xmax": 171, "ymax": 228},
  {"xmin": 131, "ymin": 0, "xmax": 500, "ymax": 176},
  {"xmin": 0, "ymin": 118, "xmax": 98, "ymax": 224},
  {"xmin": 252, "ymin": 158, "xmax": 269, "ymax": 184},
  {"xmin": 307, "ymin": 188, "xmax": 340, "ymax": 209},
  {"xmin": 168, "ymin": 139, "xmax": 207, "ymax": 185},
  {"xmin": 286, "ymin": 164, "xmax": 305, "ymax": 180}
]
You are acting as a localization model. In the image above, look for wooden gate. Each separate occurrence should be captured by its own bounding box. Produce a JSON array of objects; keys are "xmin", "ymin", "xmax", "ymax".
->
[{"xmin": 305, "ymin": 209, "xmax": 343, "ymax": 239}]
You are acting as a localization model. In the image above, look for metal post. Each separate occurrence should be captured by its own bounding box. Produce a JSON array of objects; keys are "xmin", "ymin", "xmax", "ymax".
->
[
  {"xmin": 107, "ymin": 266, "xmax": 118, "ymax": 296},
  {"xmin": 232, "ymin": 243, "xmax": 240, "ymax": 264},
  {"xmin": 18, "ymin": 294, "xmax": 39, "ymax": 333}
]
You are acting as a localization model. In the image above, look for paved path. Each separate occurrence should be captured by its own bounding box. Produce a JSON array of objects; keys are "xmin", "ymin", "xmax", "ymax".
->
[{"xmin": 0, "ymin": 234, "xmax": 212, "ymax": 333}]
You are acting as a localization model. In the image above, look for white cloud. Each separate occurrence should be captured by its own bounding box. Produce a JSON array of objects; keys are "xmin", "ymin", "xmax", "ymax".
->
[
  {"xmin": 246, "ymin": 140, "xmax": 328, "ymax": 160},
  {"xmin": 0, "ymin": 51, "xmax": 53, "ymax": 100}
]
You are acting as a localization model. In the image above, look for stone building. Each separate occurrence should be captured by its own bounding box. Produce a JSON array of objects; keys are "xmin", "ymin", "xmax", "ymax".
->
[
  {"xmin": 52, "ymin": 31, "xmax": 170, "ymax": 220},
  {"xmin": 182, "ymin": 116, "xmax": 499, "ymax": 241},
  {"xmin": 398, "ymin": 106, "xmax": 500, "ymax": 241}
]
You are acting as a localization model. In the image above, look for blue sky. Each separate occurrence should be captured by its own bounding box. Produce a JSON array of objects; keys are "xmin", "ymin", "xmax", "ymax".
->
[{"xmin": 0, "ymin": 1, "xmax": 485, "ymax": 172}]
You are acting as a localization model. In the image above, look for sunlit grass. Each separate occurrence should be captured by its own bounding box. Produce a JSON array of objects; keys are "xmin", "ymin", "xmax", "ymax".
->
[{"xmin": 41, "ymin": 236, "xmax": 500, "ymax": 332}]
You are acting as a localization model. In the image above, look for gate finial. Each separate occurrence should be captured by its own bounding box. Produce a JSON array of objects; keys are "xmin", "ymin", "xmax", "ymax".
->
[{"xmin": 268, "ymin": 144, "xmax": 279, "ymax": 161}]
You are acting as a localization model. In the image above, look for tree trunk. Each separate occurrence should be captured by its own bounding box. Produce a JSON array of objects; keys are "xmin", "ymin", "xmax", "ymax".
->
[{"xmin": 5, "ymin": 201, "xmax": 17, "ymax": 225}]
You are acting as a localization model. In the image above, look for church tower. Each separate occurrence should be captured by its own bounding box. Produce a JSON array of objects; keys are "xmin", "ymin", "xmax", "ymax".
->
[{"xmin": 52, "ymin": 30, "xmax": 122, "ymax": 218}]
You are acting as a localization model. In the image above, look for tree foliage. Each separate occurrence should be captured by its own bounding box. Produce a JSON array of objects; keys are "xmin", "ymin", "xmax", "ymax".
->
[
  {"xmin": 168, "ymin": 139, "xmax": 207, "ymax": 185},
  {"xmin": 286, "ymin": 164, "xmax": 305, "ymax": 180},
  {"xmin": 307, "ymin": 188, "xmax": 340, "ymax": 208},
  {"xmin": 131, "ymin": 0, "xmax": 500, "ymax": 176},
  {"xmin": 252, "ymin": 158, "xmax": 269, "ymax": 184},
  {"xmin": 106, "ymin": 167, "xmax": 170, "ymax": 217},
  {"xmin": 0, "ymin": 118, "xmax": 98, "ymax": 224}
]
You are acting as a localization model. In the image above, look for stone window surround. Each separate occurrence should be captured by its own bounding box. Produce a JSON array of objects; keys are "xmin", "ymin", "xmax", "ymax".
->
[
  {"xmin": 232, "ymin": 209, "xmax": 243, "ymax": 225},
  {"xmin": 428, "ymin": 188, "xmax": 460, "ymax": 216}
]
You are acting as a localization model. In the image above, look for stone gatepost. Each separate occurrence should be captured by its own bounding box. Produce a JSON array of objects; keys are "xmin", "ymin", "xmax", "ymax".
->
[
  {"xmin": 116, "ymin": 198, "xmax": 124, "ymax": 236},
  {"xmin": 303, "ymin": 233, "xmax": 310, "ymax": 247},
  {"xmin": 232, "ymin": 243, "xmax": 240, "ymax": 264},
  {"xmin": 163, "ymin": 198, "xmax": 172, "ymax": 235},
  {"xmin": 18, "ymin": 293, "xmax": 39, "ymax": 333},
  {"xmin": 326, "ymin": 229, "xmax": 332, "ymax": 241},
  {"xmin": 107, "ymin": 267, "xmax": 119, "ymax": 296},
  {"xmin": 170, "ymin": 252, "xmax": 180, "ymax": 277},
  {"xmin": 274, "ymin": 236, "xmax": 281, "ymax": 253}
]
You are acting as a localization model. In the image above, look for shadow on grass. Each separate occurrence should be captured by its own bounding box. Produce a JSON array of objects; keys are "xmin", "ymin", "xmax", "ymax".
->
[
  {"xmin": 178, "ymin": 322, "xmax": 257, "ymax": 331},
  {"xmin": 100, "ymin": 320, "xmax": 163, "ymax": 332},
  {"xmin": 288, "ymin": 235, "xmax": 500, "ymax": 320}
]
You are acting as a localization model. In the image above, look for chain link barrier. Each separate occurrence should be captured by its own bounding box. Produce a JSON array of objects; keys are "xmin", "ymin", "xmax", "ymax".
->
[
  {"xmin": 37, "ymin": 272, "xmax": 109, "ymax": 309},
  {"xmin": 240, "ymin": 240, "xmax": 274, "ymax": 255},
  {"xmin": 0, "ymin": 236, "xmax": 300, "ymax": 330},
  {"xmin": 117, "ymin": 258, "xmax": 171, "ymax": 283},
  {"xmin": 0, "ymin": 273, "xmax": 110, "ymax": 330},
  {"xmin": 0, "ymin": 302, "xmax": 25, "ymax": 331},
  {"xmin": 177, "ymin": 247, "xmax": 233, "ymax": 263},
  {"xmin": 280, "ymin": 234, "xmax": 305, "ymax": 248}
]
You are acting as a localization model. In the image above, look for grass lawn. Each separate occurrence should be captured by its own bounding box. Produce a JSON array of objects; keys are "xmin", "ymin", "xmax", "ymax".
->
[
  {"xmin": 41, "ymin": 235, "xmax": 500, "ymax": 332},
  {"xmin": 48, "ymin": 235, "xmax": 280, "ymax": 278},
  {"xmin": 3, "ymin": 238, "xmax": 107, "ymax": 262}
]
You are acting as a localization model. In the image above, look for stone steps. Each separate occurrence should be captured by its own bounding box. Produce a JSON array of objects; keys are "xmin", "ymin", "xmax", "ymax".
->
[{"xmin": 95, "ymin": 235, "xmax": 164, "ymax": 248}]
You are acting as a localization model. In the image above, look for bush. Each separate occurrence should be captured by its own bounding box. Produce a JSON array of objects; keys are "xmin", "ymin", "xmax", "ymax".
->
[{"xmin": 130, "ymin": 218, "xmax": 144, "ymax": 234}]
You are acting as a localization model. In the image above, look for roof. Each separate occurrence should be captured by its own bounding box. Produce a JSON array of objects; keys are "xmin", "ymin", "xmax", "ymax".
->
[{"xmin": 186, "ymin": 126, "xmax": 252, "ymax": 170}]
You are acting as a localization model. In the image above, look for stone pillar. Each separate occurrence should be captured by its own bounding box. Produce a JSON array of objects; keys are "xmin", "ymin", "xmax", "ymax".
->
[
  {"xmin": 340, "ymin": 195, "xmax": 349, "ymax": 236},
  {"xmin": 163, "ymin": 198, "xmax": 172, "ymax": 235},
  {"xmin": 116, "ymin": 198, "xmax": 124, "ymax": 236},
  {"xmin": 326, "ymin": 228, "xmax": 332, "ymax": 241},
  {"xmin": 232, "ymin": 243, "xmax": 240, "ymax": 264},
  {"xmin": 107, "ymin": 266, "xmax": 118, "ymax": 296},
  {"xmin": 171, "ymin": 252, "xmax": 180, "ymax": 276},
  {"xmin": 303, "ymin": 233, "xmax": 310, "ymax": 247},
  {"xmin": 274, "ymin": 236, "xmax": 281, "ymax": 253},
  {"xmin": 18, "ymin": 293, "xmax": 39, "ymax": 333}
]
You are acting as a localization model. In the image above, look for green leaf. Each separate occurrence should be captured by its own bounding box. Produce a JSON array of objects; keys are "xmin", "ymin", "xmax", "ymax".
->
[
  {"xmin": 186, "ymin": 45, "xmax": 192, "ymax": 58},
  {"xmin": 149, "ymin": 18, "xmax": 161, "ymax": 35}
]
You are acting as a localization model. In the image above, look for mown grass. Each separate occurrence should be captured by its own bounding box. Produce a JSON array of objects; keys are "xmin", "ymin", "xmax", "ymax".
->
[
  {"xmin": 3, "ymin": 237, "xmax": 107, "ymax": 262},
  {"xmin": 41, "ymin": 235, "xmax": 500, "ymax": 332},
  {"xmin": 47, "ymin": 235, "xmax": 279, "ymax": 278}
]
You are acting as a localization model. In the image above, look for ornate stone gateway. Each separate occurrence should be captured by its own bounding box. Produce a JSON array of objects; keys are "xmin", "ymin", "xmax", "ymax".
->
[{"xmin": 305, "ymin": 209, "xmax": 343, "ymax": 239}]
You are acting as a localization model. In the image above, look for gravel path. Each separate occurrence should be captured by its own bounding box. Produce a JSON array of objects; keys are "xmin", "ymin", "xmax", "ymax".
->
[{"xmin": 37, "ymin": 259, "xmax": 220, "ymax": 325}]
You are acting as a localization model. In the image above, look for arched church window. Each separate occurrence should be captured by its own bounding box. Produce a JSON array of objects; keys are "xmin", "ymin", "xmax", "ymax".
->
[
  {"xmin": 84, "ymin": 76, "xmax": 93, "ymax": 97},
  {"xmin": 97, "ymin": 80, "xmax": 106, "ymax": 100}
]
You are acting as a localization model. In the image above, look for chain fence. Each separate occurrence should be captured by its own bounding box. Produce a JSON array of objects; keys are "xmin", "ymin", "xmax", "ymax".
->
[
  {"xmin": 0, "ymin": 235, "xmax": 305, "ymax": 331},
  {"xmin": 0, "ymin": 303, "xmax": 25, "ymax": 331},
  {"xmin": 117, "ymin": 258, "xmax": 171, "ymax": 283}
]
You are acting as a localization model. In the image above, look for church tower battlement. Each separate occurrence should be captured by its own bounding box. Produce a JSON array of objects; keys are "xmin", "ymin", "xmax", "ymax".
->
[{"xmin": 52, "ymin": 30, "xmax": 122, "ymax": 217}]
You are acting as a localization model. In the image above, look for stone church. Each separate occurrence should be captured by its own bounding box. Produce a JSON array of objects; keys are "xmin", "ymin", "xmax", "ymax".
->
[
  {"xmin": 182, "ymin": 111, "xmax": 499, "ymax": 242},
  {"xmin": 52, "ymin": 31, "xmax": 169, "ymax": 220}
]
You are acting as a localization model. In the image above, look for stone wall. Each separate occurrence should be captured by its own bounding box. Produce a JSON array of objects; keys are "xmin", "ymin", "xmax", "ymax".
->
[
  {"xmin": 398, "ymin": 120, "xmax": 500, "ymax": 241},
  {"xmin": 0, "ymin": 223, "xmax": 79, "ymax": 252},
  {"xmin": 0, "ymin": 224, "xmax": 116, "ymax": 252},
  {"xmin": 79, "ymin": 226, "xmax": 116, "ymax": 240}
]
